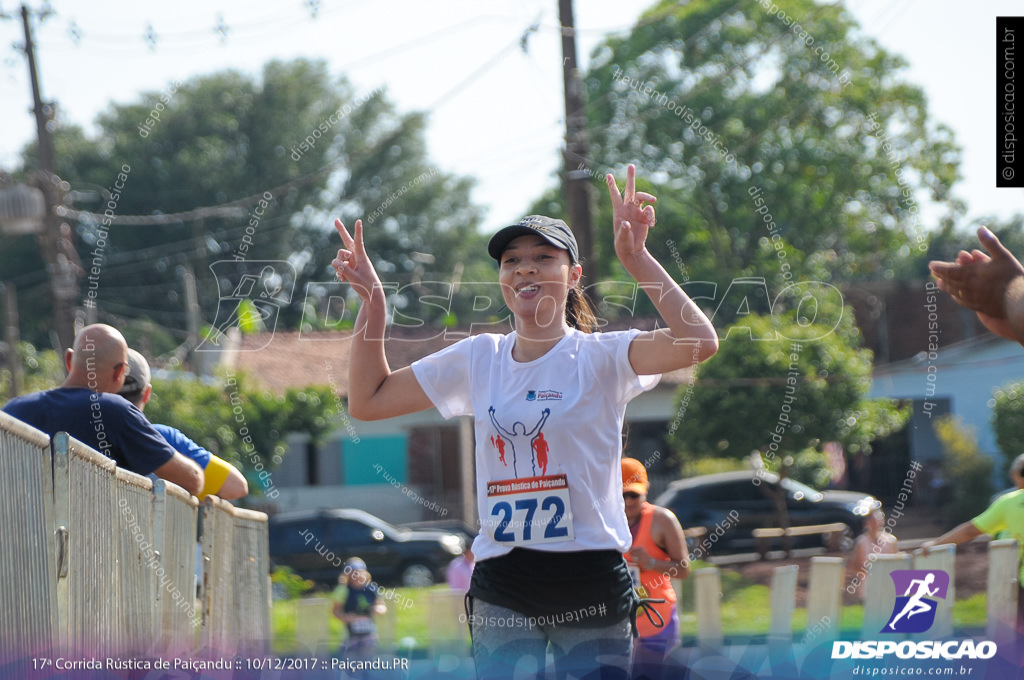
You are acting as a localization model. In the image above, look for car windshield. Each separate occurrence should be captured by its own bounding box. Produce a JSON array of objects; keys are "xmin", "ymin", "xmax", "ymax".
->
[
  {"xmin": 346, "ymin": 511, "xmax": 400, "ymax": 538},
  {"xmin": 780, "ymin": 477, "xmax": 824, "ymax": 502}
]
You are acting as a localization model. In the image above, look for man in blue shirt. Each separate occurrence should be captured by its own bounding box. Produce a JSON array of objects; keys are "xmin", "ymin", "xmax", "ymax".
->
[
  {"xmin": 2, "ymin": 324, "xmax": 203, "ymax": 495},
  {"xmin": 118, "ymin": 348, "xmax": 248, "ymax": 500}
]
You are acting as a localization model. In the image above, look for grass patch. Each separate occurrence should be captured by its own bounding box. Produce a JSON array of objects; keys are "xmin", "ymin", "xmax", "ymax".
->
[
  {"xmin": 676, "ymin": 562, "xmax": 988, "ymax": 643},
  {"xmin": 273, "ymin": 585, "xmax": 470, "ymax": 657},
  {"xmin": 273, "ymin": 573, "xmax": 991, "ymax": 655},
  {"xmin": 952, "ymin": 592, "xmax": 987, "ymax": 629}
]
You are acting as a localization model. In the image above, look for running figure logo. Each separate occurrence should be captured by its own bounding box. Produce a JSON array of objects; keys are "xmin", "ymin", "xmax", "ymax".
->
[
  {"xmin": 488, "ymin": 406, "xmax": 550, "ymax": 477},
  {"xmin": 883, "ymin": 570, "xmax": 950, "ymax": 634},
  {"xmin": 196, "ymin": 260, "xmax": 296, "ymax": 352}
]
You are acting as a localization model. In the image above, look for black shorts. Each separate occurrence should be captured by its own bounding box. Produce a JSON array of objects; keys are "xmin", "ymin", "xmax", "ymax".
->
[{"xmin": 468, "ymin": 548, "xmax": 635, "ymax": 628}]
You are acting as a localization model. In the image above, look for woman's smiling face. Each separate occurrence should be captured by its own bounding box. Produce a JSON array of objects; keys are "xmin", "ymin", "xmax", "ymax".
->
[{"xmin": 498, "ymin": 234, "xmax": 579, "ymax": 332}]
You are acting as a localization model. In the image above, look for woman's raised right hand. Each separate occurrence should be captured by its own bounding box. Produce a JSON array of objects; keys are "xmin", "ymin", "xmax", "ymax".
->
[{"xmin": 332, "ymin": 218, "xmax": 381, "ymax": 301}]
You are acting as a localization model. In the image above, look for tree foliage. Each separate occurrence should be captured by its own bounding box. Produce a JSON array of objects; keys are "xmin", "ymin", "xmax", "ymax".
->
[
  {"xmin": 144, "ymin": 370, "xmax": 336, "ymax": 498},
  {"xmin": 0, "ymin": 342, "xmax": 64, "ymax": 400},
  {"xmin": 934, "ymin": 416, "xmax": 993, "ymax": 523},
  {"xmin": 7, "ymin": 58, "xmax": 488, "ymax": 350},
  {"xmin": 534, "ymin": 0, "xmax": 964, "ymax": 301},
  {"xmin": 668, "ymin": 305, "xmax": 908, "ymax": 471},
  {"xmin": 992, "ymin": 379, "xmax": 1024, "ymax": 467}
]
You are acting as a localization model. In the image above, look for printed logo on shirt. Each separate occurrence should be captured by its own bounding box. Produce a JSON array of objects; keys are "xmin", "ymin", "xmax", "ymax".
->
[
  {"xmin": 488, "ymin": 406, "xmax": 552, "ymax": 478},
  {"xmin": 526, "ymin": 390, "xmax": 562, "ymax": 402}
]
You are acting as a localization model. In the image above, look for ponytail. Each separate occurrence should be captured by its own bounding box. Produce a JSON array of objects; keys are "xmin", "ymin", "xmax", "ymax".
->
[{"xmin": 565, "ymin": 285, "xmax": 597, "ymax": 333}]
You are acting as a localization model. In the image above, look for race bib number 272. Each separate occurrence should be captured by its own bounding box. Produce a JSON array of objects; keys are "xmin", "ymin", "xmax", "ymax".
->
[{"xmin": 485, "ymin": 475, "xmax": 575, "ymax": 546}]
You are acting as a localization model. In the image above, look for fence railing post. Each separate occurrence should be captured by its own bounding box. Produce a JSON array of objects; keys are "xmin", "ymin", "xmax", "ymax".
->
[
  {"xmin": 52, "ymin": 432, "xmax": 71, "ymax": 656},
  {"xmin": 911, "ymin": 543, "xmax": 955, "ymax": 639},
  {"xmin": 229, "ymin": 505, "xmax": 271, "ymax": 655},
  {"xmin": 62, "ymin": 436, "xmax": 120, "ymax": 655},
  {"xmin": 987, "ymin": 539, "xmax": 1019, "ymax": 644},
  {"xmin": 862, "ymin": 553, "xmax": 912, "ymax": 638},
  {"xmin": 694, "ymin": 567, "xmax": 723, "ymax": 647},
  {"xmin": 151, "ymin": 479, "xmax": 167, "ymax": 645},
  {"xmin": 807, "ymin": 556, "xmax": 844, "ymax": 642},
  {"xmin": 155, "ymin": 479, "xmax": 199, "ymax": 657},
  {"xmin": 769, "ymin": 564, "xmax": 799, "ymax": 642},
  {"xmin": 0, "ymin": 412, "xmax": 58, "ymax": 660},
  {"xmin": 114, "ymin": 467, "xmax": 156, "ymax": 655},
  {"xmin": 200, "ymin": 497, "xmax": 230, "ymax": 655},
  {"xmin": 2, "ymin": 416, "xmax": 270, "ymax": 661}
]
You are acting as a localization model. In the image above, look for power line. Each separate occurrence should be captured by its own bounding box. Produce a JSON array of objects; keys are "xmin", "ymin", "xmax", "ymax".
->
[
  {"xmin": 425, "ymin": 31, "xmax": 524, "ymax": 112},
  {"xmin": 32, "ymin": 0, "xmax": 365, "ymax": 51}
]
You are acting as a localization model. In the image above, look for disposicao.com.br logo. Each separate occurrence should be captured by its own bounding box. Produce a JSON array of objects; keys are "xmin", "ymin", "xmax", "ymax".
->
[
  {"xmin": 884, "ymin": 569, "xmax": 949, "ymax": 634},
  {"xmin": 832, "ymin": 570, "xmax": 996, "ymax": 661}
]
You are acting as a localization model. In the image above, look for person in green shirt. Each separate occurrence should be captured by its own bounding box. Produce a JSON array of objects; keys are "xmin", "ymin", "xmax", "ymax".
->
[{"xmin": 921, "ymin": 485, "xmax": 1024, "ymax": 633}]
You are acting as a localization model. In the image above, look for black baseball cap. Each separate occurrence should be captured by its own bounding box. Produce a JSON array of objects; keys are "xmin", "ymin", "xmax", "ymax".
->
[{"xmin": 487, "ymin": 215, "xmax": 579, "ymax": 264}]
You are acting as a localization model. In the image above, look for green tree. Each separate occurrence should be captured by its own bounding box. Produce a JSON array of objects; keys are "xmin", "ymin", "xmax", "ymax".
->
[
  {"xmin": 934, "ymin": 416, "xmax": 993, "ymax": 523},
  {"xmin": 668, "ymin": 308, "xmax": 908, "ymax": 470},
  {"xmin": 0, "ymin": 341, "xmax": 64, "ymax": 400},
  {"xmin": 533, "ymin": 0, "xmax": 964, "ymax": 306},
  {"xmin": 144, "ymin": 370, "xmax": 336, "ymax": 499},
  {"xmin": 7, "ymin": 58, "xmax": 488, "ymax": 350},
  {"xmin": 992, "ymin": 379, "xmax": 1024, "ymax": 468}
]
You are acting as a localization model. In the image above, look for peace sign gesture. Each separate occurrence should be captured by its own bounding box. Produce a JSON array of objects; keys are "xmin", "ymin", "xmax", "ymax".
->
[
  {"xmin": 606, "ymin": 164, "xmax": 657, "ymax": 265},
  {"xmin": 332, "ymin": 218, "xmax": 381, "ymax": 301}
]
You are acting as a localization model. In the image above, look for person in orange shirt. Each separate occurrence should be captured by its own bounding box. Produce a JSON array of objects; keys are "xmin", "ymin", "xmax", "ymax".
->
[{"xmin": 622, "ymin": 457, "xmax": 689, "ymax": 679}]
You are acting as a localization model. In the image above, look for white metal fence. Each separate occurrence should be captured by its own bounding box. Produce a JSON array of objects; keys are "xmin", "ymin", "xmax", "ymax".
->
[
  {"xmin": 691, "ymin": 541, "xmax": 1018, "ymax": 646},
  {"xmin": 197, "ymin": 496, "xmax": 272, "ymax": 655},
  {"xmin": 0, "ymin": 413, "xmax": 57, "ymax": 661},
  {"xmin": 0, "ymin": 410, "xmax": 270, "ymax": 663}
]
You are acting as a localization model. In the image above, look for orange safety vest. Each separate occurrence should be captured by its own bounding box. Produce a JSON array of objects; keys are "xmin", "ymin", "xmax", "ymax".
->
[{"xmin": 625, "ymin": 502, "xmax": 679, "ymax": 638}]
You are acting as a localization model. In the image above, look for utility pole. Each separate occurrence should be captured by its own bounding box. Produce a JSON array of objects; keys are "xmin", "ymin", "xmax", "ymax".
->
[
  {"xmin": 2, "ymin": 283, "xmax": 23, "ymax": 397},
  {"xmin": 558, "ymin": 0, "xmax": 596, "ymax": 287},
  {"xmin": 19, "ymin": 4, "xmax": 77, "ymax": 352}
]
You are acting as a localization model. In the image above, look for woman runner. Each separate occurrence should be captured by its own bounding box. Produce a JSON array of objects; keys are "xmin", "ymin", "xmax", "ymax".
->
[{"xmin": 332, "ymin": 164, "xmax": 718, "ymax": 679}]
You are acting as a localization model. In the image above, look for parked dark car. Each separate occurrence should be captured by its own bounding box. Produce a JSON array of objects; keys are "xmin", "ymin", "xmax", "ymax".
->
[
  {"xmin": 268, "ymin": 508, "xmax": 465, "ymax": 587},
  {"xmin": 655, "ymin": 470, "xmax": 879, "ymax": 554},
  {"xmin": 399, "ymin": 519, "xmax": 477, "ymax": 550}
]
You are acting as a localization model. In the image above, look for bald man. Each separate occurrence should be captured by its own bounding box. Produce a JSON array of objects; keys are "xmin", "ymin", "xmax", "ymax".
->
[{"xmin": 2, "ymin": 324, "xmax": 203, "ymax": 495}]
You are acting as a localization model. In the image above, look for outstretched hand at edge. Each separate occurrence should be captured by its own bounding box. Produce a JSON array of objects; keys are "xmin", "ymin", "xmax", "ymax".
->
[{"xmin": 929, "ymin": 226, "xmax": 1024, "ymax": 318}]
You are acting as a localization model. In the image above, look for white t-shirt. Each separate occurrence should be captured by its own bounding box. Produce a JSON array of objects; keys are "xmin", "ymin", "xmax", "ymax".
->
[{"xmin": 411, "ymin": 328, "xmax": 660, "ymax": 561}]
